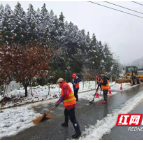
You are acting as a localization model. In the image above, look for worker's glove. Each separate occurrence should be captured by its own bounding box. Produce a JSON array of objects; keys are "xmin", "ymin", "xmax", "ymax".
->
[
  {"xmin": 60, "ymin": 97, "xmax": 64, "ymax": 102},
  {"xmin": 55, "ymin": 103, "xmax": 59, "ymax": 107}
]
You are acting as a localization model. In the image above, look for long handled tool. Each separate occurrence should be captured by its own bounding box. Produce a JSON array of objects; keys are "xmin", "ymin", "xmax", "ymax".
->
[
  {"xmin": 32, "ymin": 103, "xmax": 60, "ymax": 125},
  {"xmin": 89, "ymin": 85, "xmax": 100, "ymax": 104},
  {"xmin": 89, "ymin": 91, "xmax": 97, "ymax": 103}
]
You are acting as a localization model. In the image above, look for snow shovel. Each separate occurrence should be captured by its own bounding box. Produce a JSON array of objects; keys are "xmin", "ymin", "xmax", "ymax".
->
[{"xmin": 32, "ymin": 102, "xmax": 60, "ymax": 125}]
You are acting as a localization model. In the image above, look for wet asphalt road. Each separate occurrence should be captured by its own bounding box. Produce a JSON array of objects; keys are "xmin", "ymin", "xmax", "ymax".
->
[
  {"xmin": 2, "ymin": 84, "xmax": 143, "ymax": 140},
  {"xmin": 102, "ymin": 98, "xmax": 143, "ymax": 140}
]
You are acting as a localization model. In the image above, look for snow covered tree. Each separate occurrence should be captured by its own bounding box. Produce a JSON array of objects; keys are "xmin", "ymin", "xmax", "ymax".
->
[
  {"xmin": 0, "ymin": 2, "xmax": 119, "ymax": 84},
  {"xmin": 0, "ymin": 4, "xmax": 4, "ymax": 45},
  {"xmin": 57, "ymin": 12, "xmax": 65, "ymax": 45},
  {"xmin": 0, "ymin": 4, "xmax": 14, "ymax": 45},
  {"xmin": 26, "ymin": 4, "xmax": 38, "ymax": 43},
  {"xmin": 0, "ymin": 4, "xmax": 4, "ymax": 32},
  {"xmin": 13, "ymin": 2, "xmax": 27, "ymax": 44},
  {"xmin": 96, "ymin": 41, "xmax": 104, "ymax": 72},
  {"xmin": 40, "ymin": 3, "xmax": 49, "ymax": 29},
  {"xmin": 87, "ymin": 33, "xmax": 98, "ymax": 74},
  {"xmin": 111, "ymin": 59, "xmax": 120, "ymax": 80},
  {"xmin": 103, "ymin": 43, "xmax": 113, "ymax": 72}
]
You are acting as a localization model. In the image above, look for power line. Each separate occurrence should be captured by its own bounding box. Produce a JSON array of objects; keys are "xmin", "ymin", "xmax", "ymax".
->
[
  {"xmin": 88, "ymin": 1, "xmax": 143, "ymax": 19},
  {"xmin": 131, "ymin": 1, "xmax": 143, "ymax": 7},
  {"xmin": 104, "ymin": 1, "xmax": 143, "ymax": 15}
]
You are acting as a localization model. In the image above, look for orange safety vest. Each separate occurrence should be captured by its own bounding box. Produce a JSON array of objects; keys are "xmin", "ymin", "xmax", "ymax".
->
[
  {"xmin": 101, "ymin": 79, "xmax": 109, "ymax": 90},
  {"xmin": 73, "ymin": 79, "xmax": 79, "ymax": 88},
  {"xmin": 61, "ymin": 83, "xmax": 76, "ymax": 107}
]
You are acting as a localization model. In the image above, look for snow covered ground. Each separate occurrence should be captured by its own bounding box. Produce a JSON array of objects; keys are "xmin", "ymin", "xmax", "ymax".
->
[
  {"xmin": 0, "ymin": 81, "xmax": 96, "ymax": 108},
  {"xmin": 0, "ymin": 81, "xmax": 132, "ymax": 109},
  {"xmin": 0, "ymin": 81, "xmax": 140, "ymax": 139}
]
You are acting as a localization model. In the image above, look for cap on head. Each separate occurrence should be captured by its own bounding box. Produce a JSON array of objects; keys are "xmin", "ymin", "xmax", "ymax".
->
[
  {"xmin": 57, "ymin": 78, "xmax": 64, "ymax": 84},
  {"xmin": 96, "ymin": 76, "xmax": 98, "ymax": 78},
  {"xmin": 72, "ymin": 73, "xmax": 76, "ymax": 78},
  {"xmin": 101, "ymin": 74, "xmax": 104, "ymax": 77}
]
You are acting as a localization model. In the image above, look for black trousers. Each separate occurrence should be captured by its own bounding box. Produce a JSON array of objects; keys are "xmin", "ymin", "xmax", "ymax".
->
[
  {"xmin": 64, "ymin": 108, "xmax": 81, "ymax": 134},
  {"xmin": 74, "ymin": 89, "xmax": 79, "ymax": 101},
  {"xmin": 103, "ymin": 90, "xmax": 108, "ymax": 102},
  {"xmin": 64, "ymin": 108, "xmax": 76, "ymax": 124},
  {"xmin": 98, "ymin": 84, "xmax": 101, "ymax": 90}
]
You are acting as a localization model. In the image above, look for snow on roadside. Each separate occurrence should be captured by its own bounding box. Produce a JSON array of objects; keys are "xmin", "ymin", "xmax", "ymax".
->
[
  {"xmin": 0, "ymin": 81, "xmax": 96, "ymax": 109},
  {"xmin": 0, "ymin": 96, "xmax": 4, "ymax": 102},
  {"xmin": 110, "ymin": 82, "xmax": 138, "ymax": 91},
  {"xmin": 80, "ymin": 90, "xmax": 143, "ymax": 140},
  {"xmin": 78, "ymin": 81, "xmax": 133, "ymax": 101},
  {"xmin": 0, "ymin": 81, "xmax": 136, "ymax": 109},
  {"xmin": 0, "ymin": 98, "xmax": 57, "ymax": 139}
]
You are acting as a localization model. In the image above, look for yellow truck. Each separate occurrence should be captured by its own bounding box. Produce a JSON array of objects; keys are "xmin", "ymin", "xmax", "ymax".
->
[
  {"xmin": 137, "ymin": 69, "xmax": 143, "ymax": 81},
  {"xmin": 116, "ymin": 66, "xmax": 141, "ymax": 85}
]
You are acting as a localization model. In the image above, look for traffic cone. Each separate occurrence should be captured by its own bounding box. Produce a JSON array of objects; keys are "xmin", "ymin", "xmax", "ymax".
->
[
  {"xmin": 109, "ymin": 86, "xmax": 112, "ymax": 94},
  {"xmin": 120, "ymin": 84, "xmax": 123, "ymax": 90},
  {"xmin": 95, "ymin": 91, "xmax": 99, "ymax": 98}
]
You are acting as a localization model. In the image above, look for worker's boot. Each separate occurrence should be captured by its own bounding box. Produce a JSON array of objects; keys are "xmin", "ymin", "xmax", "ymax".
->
[
  {"xmin": 72, "ymin": 120, "xmax": 81, "ymax": 139},
  {"xmin": 61, "ymin": 116, "xmax": 69, "ymax": 127},
  {"xmin": 61, "ymin": 122, "xmax": 68, "ymax": 127}
]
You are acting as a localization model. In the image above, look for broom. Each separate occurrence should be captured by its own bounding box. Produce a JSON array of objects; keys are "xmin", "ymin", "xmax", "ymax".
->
[{"xmin": 32, "ymin": 103, "xmax": 60, "ymax": 124}]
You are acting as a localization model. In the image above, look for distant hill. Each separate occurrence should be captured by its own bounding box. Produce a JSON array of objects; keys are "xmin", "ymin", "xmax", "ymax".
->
[{"xmin": 131, "ymin": 57, "xmax": 143, "ymax": 69}]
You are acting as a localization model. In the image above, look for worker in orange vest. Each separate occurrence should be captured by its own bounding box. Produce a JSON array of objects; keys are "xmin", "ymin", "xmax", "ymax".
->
[
  {"xmin": 99, "ymin": 74, "xmax": 110, "ymax": 104},
  {"xmin": 55, "ymin": 78, "xmax": 81, "ymax": 139},
  {"xmin": 71, "ymin": 73, "xmax": 82, "ymax": 101},
  {"xmin": 96, "ymin": 75, "xmax": 102, "ymax": 90}
]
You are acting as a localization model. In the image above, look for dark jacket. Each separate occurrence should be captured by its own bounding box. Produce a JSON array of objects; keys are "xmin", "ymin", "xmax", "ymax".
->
[
  {"xmin": 71, "ymin": 77, "xmax": 82, "ymax": 90},
  {"xmin": 99, "ymin": 77, "xmax": 107, "ymax": 86},
  {"xmin": 97, "ymin": 77, "xmax": 102, "ymax": 84}
]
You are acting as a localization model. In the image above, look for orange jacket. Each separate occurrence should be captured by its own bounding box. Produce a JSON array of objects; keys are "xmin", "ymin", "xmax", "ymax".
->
[
  {"xmin": 72, "ymin": 79, "xmax": 79, "ymax": 89},
  {"xmin": 101, "ymin": 79, "xmax": 109, "ymax": 90},
  {"xmin": 61, "ymin": 82, "xmax": 76, "ymax": 108}
]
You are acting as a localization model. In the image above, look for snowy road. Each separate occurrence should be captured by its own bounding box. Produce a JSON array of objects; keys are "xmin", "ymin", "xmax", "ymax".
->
[{"xmin": 2, "ymin": 84, "xmax": 143, "ymax": 140}]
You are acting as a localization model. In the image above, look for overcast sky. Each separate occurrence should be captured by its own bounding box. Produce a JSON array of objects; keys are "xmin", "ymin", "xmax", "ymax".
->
[{"xmin": 1, "ymin": 1, "xmax": 143, "ymax": 65}]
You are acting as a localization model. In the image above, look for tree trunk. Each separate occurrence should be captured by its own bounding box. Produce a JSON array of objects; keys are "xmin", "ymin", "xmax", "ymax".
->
[
  {"xmin": 48, "ymin": 84, "xmax": 50, "ymax": 95},
  {"xmin": 30, "ymin": 80, "xmax": 33, "ymax": 96},
  {"xmin": 22, "ymin": 81, "xmax": 29, "ymax": 97},
  {"xmin": 3, "ymin": 83, "xmax": 6, "ymax": 97},
  {"xmin": 24, "ymin": 85, "xmax": 28, "ymax": 97}
]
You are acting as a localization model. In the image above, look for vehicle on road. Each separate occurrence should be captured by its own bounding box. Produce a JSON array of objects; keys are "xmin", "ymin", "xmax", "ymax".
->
[
  {"xmin": 137, "ymin": 69, "xmax": 143, "ymax": 81},
  {"xmin": 116, "ymin": 66, "xmax": 141, "ymax": 85}
]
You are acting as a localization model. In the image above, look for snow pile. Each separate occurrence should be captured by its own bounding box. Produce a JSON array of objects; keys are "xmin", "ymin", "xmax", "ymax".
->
[
  {"xmin": 80, "ymin": 90, "xmax": 143, "ymax": 140},
  {"xmin": 0, "ymin": 106, "xmax": 40, "ymax": 139},
  {"xmin": 111, "ymin": 83, "xmax": 138, "ymax": 91}
]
